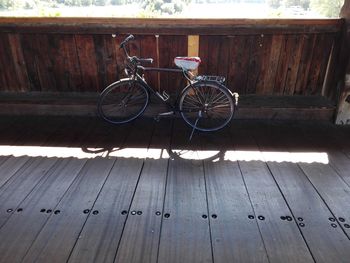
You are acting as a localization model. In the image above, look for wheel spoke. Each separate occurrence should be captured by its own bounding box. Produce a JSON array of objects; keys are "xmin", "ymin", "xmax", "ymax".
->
[
  {"xmin": 210, "ymin": 93, "xmax": 229, "ymax": 105},
  {"xmin": 183, "ymin": 96, "xmax": 201, "ymax": 107},
  {"xmin": 180, "ymin": 82, "xmax": 234, "ymax": 131},
  {"xmin": 99, "ymin": 80, "xmax": 148, "ymax": 124}
]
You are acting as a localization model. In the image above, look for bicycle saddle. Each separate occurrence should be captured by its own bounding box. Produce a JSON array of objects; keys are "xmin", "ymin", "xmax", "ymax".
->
[{"xmin": 174, "ymin": 57, "xmax": 201, "ymax": 71}]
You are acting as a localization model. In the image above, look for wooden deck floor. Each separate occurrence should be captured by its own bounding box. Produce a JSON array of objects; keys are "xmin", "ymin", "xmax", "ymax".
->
[{"xmin": 0, "ymin": 116, "xmax": 350, "ymax": 263}]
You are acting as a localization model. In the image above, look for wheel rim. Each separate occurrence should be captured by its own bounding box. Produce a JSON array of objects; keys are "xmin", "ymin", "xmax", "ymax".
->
[
  {"xmin": 99, "ymin": 80, "xmax": 148, "ymax": 124},
  {"xmin": 180, "ymin": 83, "xmax": 234, "ymax": 131}
]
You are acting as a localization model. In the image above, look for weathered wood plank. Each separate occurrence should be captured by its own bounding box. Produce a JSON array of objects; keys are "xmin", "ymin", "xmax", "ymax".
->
[
  {"xmin": 158, "ymin": 120, "xmax": 212, "ymax": 263},
  {"xmin": 158, "ymin": 35, "xmax": 187, "ymax": 94},
  {"xmin": 43, "ymin": 116, "xmax": 95, "ymax": 147},
  {"xmin": 7, "ymin": 33, "xmax": 30, "ymax": 92},
  {"xmin": 93, "ymin": 35, "xmax": 119, "ymax": 92},
  {"xmin": 0, "ymin": 34, "xmax": 8, "ymax": 90},
  {"xmin": 306, "ymin": 34, "xmax": 330, "ymax": 95},
  {"xmin": 75, "ymin": 35, "xmax": 99, "ymax": 92},
  {"xmin": 31, "ymin": 34, "xmax": 56, "ymax": 92},
  {"xmin": 253, "ymin": 122, "xmax": 350, "ymax": 262},
  {"xmin": 20, "ymin": 34, "xmax": 42, "ymax": 91},
  {"xmin": 0, "ymin": 156, "xmax": 30, "ymax": 189},
  {"xmin": 246, "ymin": 35, "xmax": 264, "ymax": 94},
  {"xmin": 226, "ymin": 36, "xmax": 252, "ymax": 95},
  {"xmin": 255, "ymin": 34, "xmax": 273, "ymax": 95},
  {"xmin": 0, "ymin": 158, "xmax": 87, "ymax": 263},
  {"xmin": 0, "ymin": 33, "xmax": 22, "ymax": 91},
  {"xmin": 294, "ymin": 123, "xmax": 350, "ymax": 236},
  {"xmin": 311, "ymin": 123, "xmax": 350, "ymax": 186},
  {"xmin": 21, "ymin": 157, "xmax": 116, "ymax": 263},
  {"xmin": 206, "ymin": 36, "xmax": 227, "ymax": 77},
  {"xmin": 200, "ymin": 129, "xmax": 268, "ymax": 263},
  {"xmin": 140, "ymin": 35, "xmax": 158, "ymax": 90},
  {"xmin": 204, "ymin": 160, "xmax": 269, "ymax": 263},
  {"xmin": 316, "ymin": 34, "xmax": 336, "ymax": 95},
  {"xmin": 66, "ymin": 119, "xmax": 154, "ymax": 263},
  {"xmin": 0, "ymin": 116, "xmax": 24, "ymax": 145},
  {"xmin": 198, "ymin": 35, "xmax": 209, "ymax": 77},
  {"xmin": 26, "ymin": 34, "xmax": 82, "ymax": 93},
  {"xmin": 335, "ymin": 0, "xmax": 350, "ymax": 123},
  {"xmin": 322, "ymin": 31, "xmax": 342, "ymax": 100},
  {"xmin": 67, "ymin": 157, "xmax": 144, "ymax": 263},
  {"xmin": 283, "ymin": 35, "xmax": 304, "ymax": 95},
  {"xmin": 300, "ymin": 167, "xmax": 350, "ymax": 231},
  {"xmin": 294, "ymin": 34, "xmax": 316, "ymax": 95},
  {"xmin": 0, "ymin": 30, "xmax": 340, "ymax": 98},
  {"xmin": 0, "ymin": 18, "xmax": 343, "ymax": 35},
  {"xmin": 230, "ymin": 124, "xmax": 314, "ymax": 263},
  {"xmin": 0, "ymin": 157, "xmax": 58, "ymax": 228},
  {"xmin": 114, "ymin": 119, "xmax": 172, "ymax": 263},
  {"xmin": 12, "ymin": 116, "xmax": 62, "ymax": 146},
  {"xmin": 273, "ymin": 35, "xmax": 291, "ymax": 94}
]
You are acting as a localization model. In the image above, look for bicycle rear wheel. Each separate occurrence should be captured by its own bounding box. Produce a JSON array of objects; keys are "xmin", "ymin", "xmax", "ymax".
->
[
  {"xmin": 179, "ymin": 81, "xmax": 234, "ymax": 132},
  {"xmin": 98, "ymin": 79, "xmax": 149, "ymax": 124}
]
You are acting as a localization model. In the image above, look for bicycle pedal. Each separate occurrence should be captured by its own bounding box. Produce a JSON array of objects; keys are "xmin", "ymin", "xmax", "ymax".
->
[
  {"xmin": 158, "ymin": 111, "xmax": 174, "ymax": 117},
  {"xmin": 162, "ymin": 91, "xmax": 170, "ymax": 101},
  {"xmin": 156, "ymin": 91, "xmax": 170, "ymax": 102}
]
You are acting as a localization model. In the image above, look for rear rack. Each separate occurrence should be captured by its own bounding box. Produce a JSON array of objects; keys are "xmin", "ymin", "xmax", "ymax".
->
[{"xmin": 195, "ymin": 75, "xmax": 226, "ymax": 83}]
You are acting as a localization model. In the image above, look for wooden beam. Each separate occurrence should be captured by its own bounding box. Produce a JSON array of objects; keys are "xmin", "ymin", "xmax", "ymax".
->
[
  {"xmin": 0, "ymin": 93, "xmax": 335, "ymax": 121},
  {"xmin": 336, "ymin": 0, "xmax": 350, "ymax": 124},
  {"xmin": 0, "ymin": 17, "xmax": 343, "ymax": 35}
]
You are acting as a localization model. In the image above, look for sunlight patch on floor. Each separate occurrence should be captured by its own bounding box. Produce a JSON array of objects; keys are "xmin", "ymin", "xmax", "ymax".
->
[
  {"xmin": 0, "ymin": 146, "xmax": 329, "ymax": 164},
  {"xmin": 225, "ymin": 151, "xmax": 329, "ymax": 164}
]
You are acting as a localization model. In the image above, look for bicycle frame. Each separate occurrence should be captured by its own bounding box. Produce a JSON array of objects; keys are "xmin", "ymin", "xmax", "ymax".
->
[
  {"xmin": 119, "ymin": 34, "xmax": 196, "ymax": 111},
  {"xmin": 130, "ymin": 64, "xmax": 194, "ymax": 111}
]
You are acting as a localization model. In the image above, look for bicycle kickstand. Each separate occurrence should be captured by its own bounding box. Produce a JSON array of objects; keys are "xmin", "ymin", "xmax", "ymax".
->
[{"xmin": 189, "ymin": 111, "xmax": 202, "ymax": 141}]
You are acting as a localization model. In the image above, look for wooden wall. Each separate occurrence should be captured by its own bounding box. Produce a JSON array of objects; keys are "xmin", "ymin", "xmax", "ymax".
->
[
  {"xmin": 0, "ymin": 18, "xmax": 344, "ymax": 100},
  {"xmin": 199, "ymin": 34, "xmax": 336, "ymax": 97}
]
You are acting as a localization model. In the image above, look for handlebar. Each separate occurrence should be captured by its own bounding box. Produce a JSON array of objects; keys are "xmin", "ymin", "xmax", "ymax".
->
[
  {"xmin": 119, "ymin": 34, "xmax": 135, "ymax": 48},
  {"xmin": 115, "ymin": 34, "xmax": 153, "ymax": 65},
  {"xmin": 135, "ymin": 57, "xmax": 154, "ymax": 64}
]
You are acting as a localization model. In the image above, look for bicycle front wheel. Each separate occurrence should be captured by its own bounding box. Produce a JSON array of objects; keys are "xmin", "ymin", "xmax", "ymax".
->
[
  {"xmin": 98, "ymin": 79, "xmax": 149, "ymax": 124},
  {"xmin": 179, "ymin": 82, "xmax": 234, "ymax": 132}
]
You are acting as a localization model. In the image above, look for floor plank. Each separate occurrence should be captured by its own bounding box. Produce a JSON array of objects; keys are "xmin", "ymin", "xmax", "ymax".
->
[
  {"xmin": 114, "ymin": 119, "xmax": 173, "ymax": 263},
  {"xmin": 204, "ymin": 160, "xmax": 269, "ymax": 262},
  {"xmin": 0, "ymin": 116, "xmax": 349, "ymax": 263},
  {"xmin": 21, "ymin": 157, "xmax": 116, "ymax": 263},
  {"xmin": 0, "ymin": 157, "xmax": 58, "ymax": 228},
  {"xmin": 67, "ymin": 119, "xmax": 154, "ymax": 263},
  {"xmin": 230, "ymin": 123, "xmax": 314, "ymax": 263},
  {"xmin": 0, "ymin": 158, "xmax": 87, "ymax": 263},
  {"xmin": 197, "ymin": 128, "xmax": 268, "ymax": 263},
  {"xmin": 303, "ymin": 123, "xmax": 350, "ymax": 189},
  {"xmin": 0, "ymin": 156, "xmax": 29, "ymax": 188},
  {"xmin": 0, "ymin": 116, "xmax": 34, "ymax": 145},
  {"xmin": 0, "ymin": 117, "xmax": 131, "ymax": 263},
  {"xmin": 253, "ymin": 122, "xmax": 350, "ymax": 262},
  {"xmin": 290, "ymin": 123, "xmax": 350, "ymax": 237},
  {"xmin": 157, "ymin": 120, "xmax": 213, "ymax": 263}
]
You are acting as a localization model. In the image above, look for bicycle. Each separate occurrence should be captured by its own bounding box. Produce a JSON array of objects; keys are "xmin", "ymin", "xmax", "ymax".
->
[{"xmin": 97, "ymin": 34, "xmax": 239, "ymax": 139}]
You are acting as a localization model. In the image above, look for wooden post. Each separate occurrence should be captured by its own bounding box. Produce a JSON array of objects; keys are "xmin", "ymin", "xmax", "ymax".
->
[
  {"xmin": 336, "ymin": 0, "xmax": 350, "ymax": 124},
  {"xmin": 188, "ymin": 35, "xmax": 200, "ymax": 76}
]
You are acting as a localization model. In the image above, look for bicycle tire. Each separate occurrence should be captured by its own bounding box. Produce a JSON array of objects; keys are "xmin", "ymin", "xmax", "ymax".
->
[
  {"xmin": 98, "ymin": 79, "xmax": 149, "ymax": 124},
  {"xmin": 179, "ymin": 81, "xmax": 235, "ymax": 132}
]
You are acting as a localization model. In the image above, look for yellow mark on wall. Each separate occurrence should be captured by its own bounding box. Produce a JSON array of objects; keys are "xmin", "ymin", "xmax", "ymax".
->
[
  {"xmin": 188, "ymin": 35, "xmax": 199, "ymax": 76},
  {"xmin": 188, "ymin": 35, "xmax": 199, "ymax": 57}
]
